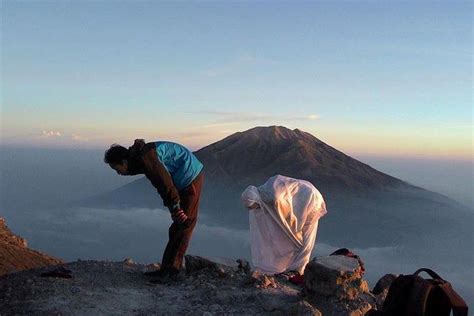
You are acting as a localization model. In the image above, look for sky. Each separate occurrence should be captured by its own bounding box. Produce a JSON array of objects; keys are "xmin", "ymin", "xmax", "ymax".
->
[{"xmin": 1, "ymin": 0, "xmax": 472, "ymax": 160}]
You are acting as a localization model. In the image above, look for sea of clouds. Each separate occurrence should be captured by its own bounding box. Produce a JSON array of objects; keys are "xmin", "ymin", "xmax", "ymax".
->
[{"xmin": 5, "ymin": 205, "xmax": 471, "ymax": 306}]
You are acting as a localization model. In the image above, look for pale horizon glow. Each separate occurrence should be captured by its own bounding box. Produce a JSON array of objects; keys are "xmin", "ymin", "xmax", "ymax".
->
[{"xmin": 1, "ymin": 1, "xmax": 472, "ymax": 161}]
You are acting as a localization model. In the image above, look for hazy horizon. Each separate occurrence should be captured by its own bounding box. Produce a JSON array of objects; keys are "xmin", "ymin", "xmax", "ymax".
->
[{"xmin": 1, "ymin": 144, "xmax": 472, "ymax": 210}]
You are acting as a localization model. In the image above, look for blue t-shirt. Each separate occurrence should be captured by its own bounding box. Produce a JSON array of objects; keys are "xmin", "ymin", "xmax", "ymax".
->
[{"xmin": 154, "ymin": 141, "xmax": 203, "ymax": 191}]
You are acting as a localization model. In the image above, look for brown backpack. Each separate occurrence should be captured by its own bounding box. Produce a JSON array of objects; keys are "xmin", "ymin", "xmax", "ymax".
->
[{"xmin": 368, "ymin": 268, "xmax": 468, "ymax": 316}]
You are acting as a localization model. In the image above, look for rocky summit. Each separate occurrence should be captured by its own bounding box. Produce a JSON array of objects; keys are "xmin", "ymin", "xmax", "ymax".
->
[
  {"xmin": 0, "ymin": 255, "xmax": 390, "ymax": 315},
  {"xmin": 0, "ymin": 217, "xmax": 62, "ymax": 276}
]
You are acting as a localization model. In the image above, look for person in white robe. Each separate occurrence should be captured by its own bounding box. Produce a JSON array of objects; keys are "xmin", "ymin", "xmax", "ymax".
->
[{"xmin": 241, "ymin": 175, "xmax": 327, "ymax": 275}]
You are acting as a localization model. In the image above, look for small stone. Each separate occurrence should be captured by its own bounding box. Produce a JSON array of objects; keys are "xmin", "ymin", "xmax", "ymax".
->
[
  {"xmin": 247, "ymin": 271, "xmax": 279, "ymax": 289},
  {"xmin": 146, "ymin": 263, "xmax": 161, "ymax": 271},
  {"xmin": 123, "ymin": 258, "xmax": 135, "ymax": 265},
  {"xmin": 250, "ymin": 270, "xmax": 262, "ymax": 280},
  {"xmin": 262, "ymin": 275, "xmax": 278, "ymax": 288},
  {"xmin": 217, "ymin": 267, "xmax": 228, "ymax": 278}
]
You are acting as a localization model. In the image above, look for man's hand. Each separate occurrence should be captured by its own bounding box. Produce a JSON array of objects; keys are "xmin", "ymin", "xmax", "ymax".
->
[{"xmin": 171, "ymin": 208, "xmax": 188, "ymax": 224}]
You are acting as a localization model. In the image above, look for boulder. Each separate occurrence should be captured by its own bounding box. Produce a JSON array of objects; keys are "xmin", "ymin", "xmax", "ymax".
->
[
  {"xmin": 304, "ymin": 255, "xmax": 369, "ymax": 300},
  {"xmin": 304, "ymin": 256, "xmax": 376, "ymax": 316}
]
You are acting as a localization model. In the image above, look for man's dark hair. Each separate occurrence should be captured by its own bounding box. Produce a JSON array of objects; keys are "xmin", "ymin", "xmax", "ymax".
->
[{"xmin": 104, "ymin": 144, "xmax": 129, "ymax": 165}]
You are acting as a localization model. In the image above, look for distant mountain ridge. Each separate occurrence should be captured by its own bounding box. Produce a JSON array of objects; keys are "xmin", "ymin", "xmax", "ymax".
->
[
  {"xmin": 85, "ymin": 126, "xmax": 413, "ymax": 211},
  {"xmin": 195, "ymin": 126, "xmax": 407, "ymax": 194}
]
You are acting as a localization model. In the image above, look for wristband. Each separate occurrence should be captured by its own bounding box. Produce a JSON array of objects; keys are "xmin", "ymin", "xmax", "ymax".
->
[{"xmin": 170, "ymin": 202, "xmax": 181, "ymax": 212}]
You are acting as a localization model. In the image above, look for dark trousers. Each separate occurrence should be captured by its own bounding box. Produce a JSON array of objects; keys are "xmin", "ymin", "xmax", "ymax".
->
[{"xmin": 161, "ymin": 172, "xmax": 204, "ymax": 271}]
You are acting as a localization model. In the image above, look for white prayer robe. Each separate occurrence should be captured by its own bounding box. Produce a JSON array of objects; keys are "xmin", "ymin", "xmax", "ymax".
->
[{"xmin": 241, "ymin": 175, "xmax": 327, "ymax": 274}]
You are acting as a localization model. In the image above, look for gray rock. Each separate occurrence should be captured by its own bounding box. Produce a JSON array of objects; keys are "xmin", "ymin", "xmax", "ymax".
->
[
  {"xmin": 304, "ymin": 256, "xmax": 375, "ymax": 316},
  {"xmin": 123, "ymin": 258, "xmax": 134, "ymax": 265},
  {"xmin": 304, "ymin": 255, "xmax": 369, "ymax": 300}
]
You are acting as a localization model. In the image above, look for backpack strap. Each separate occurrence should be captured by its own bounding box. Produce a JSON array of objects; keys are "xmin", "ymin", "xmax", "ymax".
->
[
  {"xmin": 380, "ymin": 274, "xmax": 412, "ymax": 315},
  {"xmin": 411, "ymin": 275, "xmax": 436, "ymax": 316},
  {"xmin": 414, "ymin": 268, "xmax": 443, "ymax": 280},
  {"xmin": 414, "ymin": 268, "xmax": 468, "ymax": 316},
  {"xmin": 438, "ymin": 282, "xmax": 469, "ymax": 316}
]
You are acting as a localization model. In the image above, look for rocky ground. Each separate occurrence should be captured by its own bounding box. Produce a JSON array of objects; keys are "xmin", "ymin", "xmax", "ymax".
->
[
  {"xmin": 0, "ymin": 255, "xmax": 389, "ymax": 316},
  {"xmin": 0, "ymin": 216, "xmax": 393, "ymax": 315}
]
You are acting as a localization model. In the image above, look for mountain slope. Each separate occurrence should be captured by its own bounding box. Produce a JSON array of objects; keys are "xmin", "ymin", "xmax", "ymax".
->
[
  {"xmin": 0, "ymin": 217, "xmax": 63, "ymax": 276},
  {"xmin": 195, "ymin": 126, "xmax": 407, "ymax": 194}
]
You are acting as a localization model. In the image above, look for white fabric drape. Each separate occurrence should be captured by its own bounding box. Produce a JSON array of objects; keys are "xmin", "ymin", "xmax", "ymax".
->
[{"xmin": 241, "ymin": 175, "xmax": 327, "ymax": 274}]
